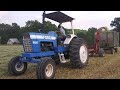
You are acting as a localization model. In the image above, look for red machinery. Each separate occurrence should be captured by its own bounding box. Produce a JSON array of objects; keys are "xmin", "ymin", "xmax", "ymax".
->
[{"xmin": 88, "ymin": 27, "xmax": 106, "ymax": 57}]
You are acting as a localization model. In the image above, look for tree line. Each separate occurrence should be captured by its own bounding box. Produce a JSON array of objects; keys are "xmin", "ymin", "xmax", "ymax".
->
[
  {"xmin": 0, "ymin": 17, "xmax": 120, "ymax": 44},
  {"xmin": 0, "ymin": 20, "xmax": 58, "ymax": 44}
]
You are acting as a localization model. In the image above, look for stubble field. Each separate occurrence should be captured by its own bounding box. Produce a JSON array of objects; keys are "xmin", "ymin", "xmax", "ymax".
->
[{"xmin": 0, "ymin": 45, "xmax": 120, "ymax": 79}]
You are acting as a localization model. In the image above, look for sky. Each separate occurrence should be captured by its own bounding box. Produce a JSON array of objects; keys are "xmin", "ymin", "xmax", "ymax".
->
[{"xmin": 0, "ymin": 11, "xmax": 120, "ymax": 30}]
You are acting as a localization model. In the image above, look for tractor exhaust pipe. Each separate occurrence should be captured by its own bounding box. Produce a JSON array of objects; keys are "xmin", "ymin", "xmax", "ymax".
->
[{"xmin": 42, "ymin": 11, "xmax": 45, "ymax": 33}]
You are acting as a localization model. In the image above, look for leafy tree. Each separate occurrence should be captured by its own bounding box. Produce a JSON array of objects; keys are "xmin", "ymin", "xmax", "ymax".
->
[
  {"xmin": 110, "ymin": 17, "xmax": 120, "ymax": 44},
  {"xmin": 110, "ymin": 17, "xmax": 120, "ymax": 32},
  {"xmin": 88, "ymin": 27, "xmax": 97, "ymax": 33},
  {"xmin": 44, "ymin": 21, "xmax": 58, "ymax": 33},
  {"xmin": 24, "ymin": 20, "xmax": 42, "ymax": 32},
  {"xmin": 77, "ymin": 30, "xmax": 87, "ymax": 41},
  {"xmin": 0, "ymin": 23, "xmax": 12, "ymax": 44}
]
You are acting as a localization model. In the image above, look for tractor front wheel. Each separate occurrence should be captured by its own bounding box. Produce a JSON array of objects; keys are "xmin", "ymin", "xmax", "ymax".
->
[
  {"xmin": 36, "ymin": 57, "xmax": 56, "ymax": 79},
  {"xmin": 8, "ymin": 56, "xmax": 27, "ymax": 76}
]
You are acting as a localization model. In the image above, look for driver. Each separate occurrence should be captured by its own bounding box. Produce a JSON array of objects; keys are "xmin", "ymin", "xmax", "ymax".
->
[
  {"xmin": 58, "ymin": 23, "xmax": 66, "ymax": 36},
  {"xmin": 57, "ymin": 23, "xmax": 66, "ymax": 45}
]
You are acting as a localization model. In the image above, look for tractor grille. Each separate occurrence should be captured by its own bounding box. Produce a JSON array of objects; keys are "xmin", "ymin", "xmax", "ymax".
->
[{"xmin": 23, "ymin": 34, "xmax": 32, "ymax": 52}]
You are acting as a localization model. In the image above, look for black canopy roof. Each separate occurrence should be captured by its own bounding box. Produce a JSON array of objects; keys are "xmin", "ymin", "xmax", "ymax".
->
[{"xmin": 44, "ymin": 11, "xmax": 74, "ymax": 23}]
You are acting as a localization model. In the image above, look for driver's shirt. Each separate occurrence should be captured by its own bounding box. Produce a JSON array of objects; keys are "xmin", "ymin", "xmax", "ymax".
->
[{"xmin": 60, "ymin": 27, "xmax": 66, "ymax": 36}]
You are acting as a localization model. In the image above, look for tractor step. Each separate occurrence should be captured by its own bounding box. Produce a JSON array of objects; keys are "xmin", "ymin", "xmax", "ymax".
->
[{"xmin": 58, "ymin": 53, "xmax": 69, "ymax": 63}]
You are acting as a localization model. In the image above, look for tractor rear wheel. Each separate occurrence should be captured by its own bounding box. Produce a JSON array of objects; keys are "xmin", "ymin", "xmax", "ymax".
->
[
  {"xmin": 69, "ymin": 38, "xmax": 89, "ymax": 68},
  {"xmin": 36, "ymin": 57, "xmax": 56, "ymax": 79},
  {"xmin": 8, "ymin": 56, "xmax": 27, "ymax": 76}
]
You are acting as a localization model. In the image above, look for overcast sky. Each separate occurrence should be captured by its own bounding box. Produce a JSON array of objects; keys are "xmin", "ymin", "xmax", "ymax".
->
[{"xmin": 0, "ymin": 11, "xmax": 120, "ymax": 30}]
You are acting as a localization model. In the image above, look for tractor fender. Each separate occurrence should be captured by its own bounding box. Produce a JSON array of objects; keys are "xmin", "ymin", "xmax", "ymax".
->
[{"xmin": 63, "ymin": 34, "xmax": 77, "ymax": 45}]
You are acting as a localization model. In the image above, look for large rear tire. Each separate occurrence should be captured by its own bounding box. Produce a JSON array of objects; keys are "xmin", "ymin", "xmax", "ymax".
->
[
  {"xmin": 69, "ymin": 38, "xmax": 89, "ymax": 68},
  {"xmin": 36, "ymin": 57, "xmax": 56, "ymax": 79},
  {"xmin": 8, "ymin": 56, "xmax": 27, "ymax": 76}
]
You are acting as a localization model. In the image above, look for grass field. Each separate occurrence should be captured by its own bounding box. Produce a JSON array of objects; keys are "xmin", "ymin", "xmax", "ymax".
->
[{"xmin": 0, "ymin": 45, "xmax": 120, "ymax": 79}]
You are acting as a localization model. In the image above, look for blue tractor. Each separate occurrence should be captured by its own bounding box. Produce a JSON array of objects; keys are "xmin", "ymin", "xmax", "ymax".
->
[{"xmin": 8, "ymin": 11, "xmax": 89, "ymax": 79}]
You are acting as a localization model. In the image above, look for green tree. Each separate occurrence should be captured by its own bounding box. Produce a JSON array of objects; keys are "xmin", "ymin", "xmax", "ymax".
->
[
  {"xmin": 88, "ymin": 27, "xmax": 97, "ymax": 33},
  {"xmin": 77, "ymin": 30, "xmax": 87, "ymax": 41},
  {"xmin": 87, "ymin": 27, "xmax": 97, "ymax": 45},
  {"xmin": 24, "ymin": 20, "xmax": 42, "ymax": 32},
  {"xmin": 11, "ymin": 23, "xmax": 21, "ymax": 38},
  {"xmin": 110, "ymin": 17, "xmax": 120, "ymax": 44},
  {"xmin": 110, "ymin": 17, "xmax": 120, "ymax": 31},
  {"xmin": 0, "ymin": 23, "xmax": 12, "ymax": 44},
  {"xmin": 44, "ymin": 21, "xmax": 58, "ymax": 33}
]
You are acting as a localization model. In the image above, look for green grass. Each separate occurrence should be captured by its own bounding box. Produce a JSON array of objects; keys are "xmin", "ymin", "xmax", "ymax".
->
[{"xmin": 0, "ymin": 45, "xmax": 120, "ymax": 79}]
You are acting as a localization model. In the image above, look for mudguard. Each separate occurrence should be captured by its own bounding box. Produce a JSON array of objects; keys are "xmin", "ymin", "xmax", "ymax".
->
[{"xmin": 63, "ymin": 34, "xmax": 77, "ymax": 45}]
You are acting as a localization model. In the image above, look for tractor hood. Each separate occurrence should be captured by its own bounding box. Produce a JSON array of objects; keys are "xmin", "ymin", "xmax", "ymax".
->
[{"xmin": 29, "ymin": 31, "xmax": 57, "ymax": 40}]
